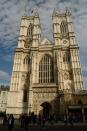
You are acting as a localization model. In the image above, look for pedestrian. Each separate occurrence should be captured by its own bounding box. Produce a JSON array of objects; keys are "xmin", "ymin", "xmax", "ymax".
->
[
  {"xmin": 42, "ymin": 115, "xmax": 46, "ymax": 130},
  {"xmin": 19, "ymin": 114, "xmax": 25, "ymax": 128},
  {"xmin": 68, "ymin": 113, "xmax": 73, "ymax": 126},
  {"xmin": 64, "ymin": 114, "xmax": 67, "ymax": 125},
  {"xmin": 7, "ymin": 114, "xmax": 14, "ymax": 131},
  {"xmin": 37, "ymin": 114, "xmax": 42, "ymax": 127},
  {"xmin": 23, "ymin": 114, "xmax": 29, "ymax": 131},
  {"xmin": 3, "ymin": 114, "xmax": 7, "ymax": 126}
]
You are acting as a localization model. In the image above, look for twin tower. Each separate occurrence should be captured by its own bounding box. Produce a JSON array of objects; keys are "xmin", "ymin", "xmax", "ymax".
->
[{"xmin": 6, "ymin": 9, "xmax": 84, "ymax": 117}]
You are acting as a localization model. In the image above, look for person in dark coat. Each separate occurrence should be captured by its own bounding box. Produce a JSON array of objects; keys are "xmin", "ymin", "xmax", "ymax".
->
[
  {"xmin": 3, "ymin": 114, "xmax": 7, "ymax": 126},
  {"xmin": 19, "ymin": 114, "xmax": 25, "ymax": 128},
  {"xmin": 68, "ymin": 113, "xmax": 73, "ymax": 126},
  {"xmin": 23, "ymin": 114, "xmax": 29, "ymax": 131},
  {"xmin": 7, "ymin": 114, "xmax": 14, "ymax": 131}
]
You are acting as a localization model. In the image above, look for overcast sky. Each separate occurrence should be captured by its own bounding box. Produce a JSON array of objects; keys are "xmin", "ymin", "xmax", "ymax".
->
[{"xmin": 0, "ymin": 0, "xmax": 87, "ymax": 89}]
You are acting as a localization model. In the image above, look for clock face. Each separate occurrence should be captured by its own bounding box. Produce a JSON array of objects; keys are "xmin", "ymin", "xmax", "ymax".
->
[
  {"xmin": 62, "ymin": 39, "xmax": 69, "ymax": 46},
  {"xmin": 63, "ymin": 40, "xmax": 67, "ymax": 44}
]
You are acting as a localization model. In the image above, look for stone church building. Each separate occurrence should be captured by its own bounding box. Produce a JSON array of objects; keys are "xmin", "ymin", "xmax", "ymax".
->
[{"xmin": 6, "ymin": 9, "xmax": 87, "ymax": 119}]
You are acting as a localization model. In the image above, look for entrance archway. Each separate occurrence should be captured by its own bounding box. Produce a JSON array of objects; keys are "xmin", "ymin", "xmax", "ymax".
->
[{"xmin": 40, "ymin": 102, "xmax": 51, "ymax": 117}]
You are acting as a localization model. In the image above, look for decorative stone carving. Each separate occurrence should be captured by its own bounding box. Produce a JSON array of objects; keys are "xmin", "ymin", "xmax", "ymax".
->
[
  {"xmin": 63, "ymin": 70, "xmax": 72, "ymax": 80},
  {"xmin": 24, "ymin": 42, "xmax": 30, "ymax": 48},
  {"xmin": 22, "ymin": 72, "xmax": 29, "ymax": 81},
  {"xmin": 62, "ymin": 39, "xmax": 69, "ymax": 46},
  {"xmin": 33, "ymin": 88, "xmax": 57, "ymax": 93},
  {"xmin": 63, "ymin": 71, "xmax": 69, "ymax": 80},
  {"xmin": 24, "ymin": 37, "xmax": 32, "ymax": 47},
  {"xmin": 76, "ymin": 69, "xmax": 81, "ymax": 75},
  {"xmin": 21, "ymin": 74, "xmax": 26, "ymax": 81},
  {"xmin": 64, "ymin": 80, "xmax": 73, "ymax": 92}
]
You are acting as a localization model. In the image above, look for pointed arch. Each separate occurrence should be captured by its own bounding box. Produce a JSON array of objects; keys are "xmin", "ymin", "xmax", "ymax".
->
[
  {"xmin": 63, "ymin": 52, "xmax": 70, "ymax": 63},
  {"xmin": 39, "ymin": 54, "xmax": 54, "ymax": 83},
  {"xmin": 60, "ymin": 21, "xmax": 68, "ymax": 36},
  {"xmin": 23, "ymin": 55, "xmax": 30, "ymax": 64},
  {"xmin": 27, "ymin": 23, "xmax": 33, "ymax": 38}
]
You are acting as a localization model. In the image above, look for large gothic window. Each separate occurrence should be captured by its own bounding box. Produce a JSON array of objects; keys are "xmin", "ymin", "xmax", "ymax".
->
[
  {"xmin": 60, "ymin": 21, "xmax": 68, "ymax": 36},
  {"xmin": 39, "ymin": 55, "xmax": 54, "ymax": 83}
]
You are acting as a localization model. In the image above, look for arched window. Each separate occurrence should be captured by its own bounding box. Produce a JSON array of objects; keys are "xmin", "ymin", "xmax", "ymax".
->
[
  {"xmin": 23, "ymin": 56, "xmax": 30, "ymax": 64},
  {"xmin": 39, "ymin": 54, "xmax": 54, "ymax": 83},
  {"xmin": 63, "ymin": 52, "xmax": 70, "ymax": 63},
  {"xmin": 27, "ymin": 23, "xmax": 33, "ymax": 38},
  {"xmin": 23, "ymin": 89, "xmax": 27, "ymax": 102},
  {"xmin": 60, "ymin": 21, "xmax": 68, "ymax": 36}
]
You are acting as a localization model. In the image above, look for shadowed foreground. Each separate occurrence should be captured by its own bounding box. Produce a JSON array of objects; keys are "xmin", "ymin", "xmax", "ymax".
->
[{"xmin": 0, "ymin": 125, "xmax": 87, "ymax": 131}]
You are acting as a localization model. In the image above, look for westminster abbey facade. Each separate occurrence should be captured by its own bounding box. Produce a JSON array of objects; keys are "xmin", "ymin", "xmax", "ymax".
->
[{"xmin": 6, "ymin": 9, "xmax": 87, "ymax": 118}]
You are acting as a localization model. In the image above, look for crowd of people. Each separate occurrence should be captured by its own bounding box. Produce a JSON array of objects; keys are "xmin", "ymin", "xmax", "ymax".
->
[
  {"xmin": 19, "ymin": 112, "xmax": 58, "ymax": 130},
  {"xmin": 3, "ymin": 114, "xmax": 14, "ymax": 131},
  {"xmin": 2, "ymin": 112, "xmax": 52, "ymax": 131},
  {"xmin": 1, "ymin": 113, "xmax": 57, "ymax": 131},
  {"xmin": 0, "ymin": 112, "xmax": 87, "ymax": 131}
]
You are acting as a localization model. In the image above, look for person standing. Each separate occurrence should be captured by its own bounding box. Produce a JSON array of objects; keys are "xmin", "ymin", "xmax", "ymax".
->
[
  {"xmin": 68, "ymin": 112, "xmax": 73, "ymax": 126},
  {"xmin": 64, "ymin": 114, "xmax": 68, "ymax": 125},
  {"xmin": 7, "ymin": 114, "xmax": 14, "ymax": 131},
  {"xmin": 3, "ymin": 114, "xmax": 7, "ymax": 126},
  {"xmin": 23, "ymin": 114, "xmax": 29, "ymax": 131},
  {"xmin": 42, "ymin": 115, "xmax": 46, "ymax": 130}
]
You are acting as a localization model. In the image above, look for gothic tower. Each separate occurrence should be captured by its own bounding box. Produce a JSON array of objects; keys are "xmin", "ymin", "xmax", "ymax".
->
[
  {"xmin": 52, "ymin": 8, "xmax": 84, "ymax": 92},
  {"xmin": 6, "ymin": 10, "xmax": 84, "ymax": 117},
  {"xmin": 6, "ymin": 12, "xmax": 41, "ymax": 116}
]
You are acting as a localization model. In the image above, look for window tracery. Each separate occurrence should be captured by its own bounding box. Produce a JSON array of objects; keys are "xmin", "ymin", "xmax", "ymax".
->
[
  {"xmin": 27, "ymin": 23, "xmax": 33, "ymax": 38},
  {"xmin": 39, "ymin": 55, "xmax": 54, "ymax": 83},
  {"xmin": 63, "ymin": 52, "xmax": 70, "ymax": 63},
  {"xmin": 60, "ymin": 21, "xmax": 68, "ymax": 36},
  {"xmin": 23, "ymin": 56, "xmax": 30, "ymax": 64}
]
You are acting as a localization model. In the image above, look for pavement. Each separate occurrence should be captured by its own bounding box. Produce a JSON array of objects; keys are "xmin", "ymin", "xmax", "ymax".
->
[
  {"xmin": 0, "ymin": 119, "xmax": 87, "ymax": 131},
  {"xmin": 0, "ymin": 119, "xmax": 87, "ymax": 126},
  {"xmin": 0, "ymin": 124, "xmax": 87, "ymax": 131},
  {"xmin": 14, "ymin": 119, "xmax": 87, "ymax": 126}
]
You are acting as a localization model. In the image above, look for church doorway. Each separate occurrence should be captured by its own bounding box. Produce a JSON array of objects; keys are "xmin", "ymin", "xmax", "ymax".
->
[{"xmin": 40, "ymin": 102, "xmax": 51, "ymax": 117}]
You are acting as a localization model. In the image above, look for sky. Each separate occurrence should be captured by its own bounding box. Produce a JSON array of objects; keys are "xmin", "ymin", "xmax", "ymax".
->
[{"xmin": 0, "ymin": 0, "xmax": 87, "ymax": 89}]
